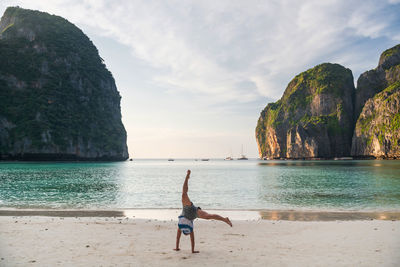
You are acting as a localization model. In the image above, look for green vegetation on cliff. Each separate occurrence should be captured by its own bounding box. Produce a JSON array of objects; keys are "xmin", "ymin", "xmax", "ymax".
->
[
  {"xmin": 0, "ymin": 7, "xmax": 128, "ymax": 160},
  {"xmin": 380, "ymin": 44, "xmax": 400, "ymax": 64},
  {"xmin": 284, "ymin": 63, "xmax": 352, "ymax": 99},
  {"xmin": 262, "ymin": 64, "xmax": 353, "ymax": 126}
]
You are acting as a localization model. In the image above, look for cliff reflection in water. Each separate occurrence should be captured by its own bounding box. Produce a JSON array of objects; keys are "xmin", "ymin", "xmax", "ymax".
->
[
  {"xmin": 258, "ymin": 210, "xmax": 400, "ymax": 221},
  {"xmin": 256, "ymin": 160, "xmax": 400, "ymax": 210}
]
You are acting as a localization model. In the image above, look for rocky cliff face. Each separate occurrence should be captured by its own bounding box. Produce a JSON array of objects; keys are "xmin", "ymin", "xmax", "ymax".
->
[
  {"xmin": 256, "ymin": 63, "xmax": 355, "ymax": 159},
  {"xmin": 351, "ymin": 45, "xmax": 400, "ymax": 159},
  {"xmin": 354, "ymin": 44, "xmax": 400, "ymax": 117},
  {"xmin": 0, "ymin": 7, "xmax": 128, "ymax": 160}
]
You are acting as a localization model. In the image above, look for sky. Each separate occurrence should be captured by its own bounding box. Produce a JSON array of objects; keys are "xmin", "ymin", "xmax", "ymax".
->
[{"xmin": 1, "ymin": 0, "xmax": 400, "ymax": 158}]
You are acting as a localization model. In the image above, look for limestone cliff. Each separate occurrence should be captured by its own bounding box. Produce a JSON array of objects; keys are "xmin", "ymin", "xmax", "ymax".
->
[
  {"xmin": 354, "ymin": 44, "xmax": 400, "ymax": 118},
  {"xmin": 0, "ymin": 7, "xmax": 129, "ymax": 160},
  {"xmin": 256, "ymin": 63, "xmax": 355, "ymax": 159},
  {"xmin": 351, "ymin": 45, "xmax": 400, "ymax": 159}
]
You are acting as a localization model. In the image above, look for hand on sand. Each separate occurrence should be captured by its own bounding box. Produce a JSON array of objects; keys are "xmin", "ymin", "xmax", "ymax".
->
[
  {"xmin": 173, "ymin": 248, "xmax": 180, "ymax": 251},
  {"xmin": 187, "ymin": 170, "xmax": 191, "ymax": 176},
  {"xmin": 192, "ymin": 250, "xmax": 199, "ymax": 253}
]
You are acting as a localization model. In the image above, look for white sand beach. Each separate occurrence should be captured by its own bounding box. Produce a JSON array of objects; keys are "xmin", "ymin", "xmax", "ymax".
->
[{"xmin": 1, "ymin": 211, "xmax": 399, "ymax": 266}]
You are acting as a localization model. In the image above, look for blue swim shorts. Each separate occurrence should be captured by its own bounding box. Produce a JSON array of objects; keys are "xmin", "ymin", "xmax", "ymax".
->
[{"xmin": 178, "ymin": 215, "xmax": 193, "ymax": 235}]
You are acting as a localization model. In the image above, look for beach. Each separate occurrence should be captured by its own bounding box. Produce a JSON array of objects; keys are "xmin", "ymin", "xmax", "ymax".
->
[{"xmin": 1, "ymin": 210, "xmax": 399, "ymax": 266}]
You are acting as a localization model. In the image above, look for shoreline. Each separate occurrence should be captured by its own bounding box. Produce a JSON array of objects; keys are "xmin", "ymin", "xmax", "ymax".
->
[
  {"xmin": 1, "ymin": 208, "xmax": 400, "ymax": 221},
  {"xmin": 1, "ymin": 158, "xmax": 400, "ymax": 162}
]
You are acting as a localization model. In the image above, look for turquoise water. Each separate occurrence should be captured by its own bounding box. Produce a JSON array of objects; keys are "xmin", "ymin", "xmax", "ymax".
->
[{"xmin": 0, "ymin": 160, "xmax": 400, "ymax": 211}]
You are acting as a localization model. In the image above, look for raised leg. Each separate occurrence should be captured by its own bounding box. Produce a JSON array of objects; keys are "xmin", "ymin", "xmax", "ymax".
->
[
  {"xmin": 181, "ymin": 170, "xmax": 192, "ymax": 206},
  {"xmin": 197, "ymin": 209, "xmax": 232, "ymax": 227}
]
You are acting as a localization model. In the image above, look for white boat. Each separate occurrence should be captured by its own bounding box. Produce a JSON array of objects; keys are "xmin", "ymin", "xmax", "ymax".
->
[
  {"xmin": 237, "ymin": 155, "xmax": 248, "ymax": 160},
  {"xmin": 237, "ymin": 145, "xmax": 248, "ymax": 160}
]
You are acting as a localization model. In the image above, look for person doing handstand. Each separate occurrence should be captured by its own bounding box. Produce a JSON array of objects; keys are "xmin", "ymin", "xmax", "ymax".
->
[{"xmin": 173, "ymin": 170, "xmax": 232, "ymax": 253}]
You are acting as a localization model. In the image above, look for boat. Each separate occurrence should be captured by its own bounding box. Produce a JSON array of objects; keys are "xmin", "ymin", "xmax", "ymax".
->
[
  {"xmin": 225, "ymin": 148, "xmax": 233, "ymax": 160},
  {"xmin": 201, "ymin": 159, "xmax": 209, "ymax": 161},
  {"xmin": 237, "ymin": 145, "xmax": 248, "ymax": 160},
  {"xmin": 168, "ymin": 159, "xmax": 174, "ymax": 161},
  {"xmin": 334, "ymin": 157, "xmax": 353, "ymax": 160},
  {"xmin": 237, "ymin": 155, "xmax": 248, "ymax": 160}
]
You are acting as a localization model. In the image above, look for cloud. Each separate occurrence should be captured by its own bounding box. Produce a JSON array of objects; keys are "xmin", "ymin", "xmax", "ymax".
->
[{"xmin": 1, "ymin": 0, "xmax": 400, "ymax": 103}]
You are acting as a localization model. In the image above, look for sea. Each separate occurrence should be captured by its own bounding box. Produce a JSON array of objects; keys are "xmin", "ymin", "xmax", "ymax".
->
[{"xmin": 0, "ymin": 159, "xmax": 400, "ymax": 211}]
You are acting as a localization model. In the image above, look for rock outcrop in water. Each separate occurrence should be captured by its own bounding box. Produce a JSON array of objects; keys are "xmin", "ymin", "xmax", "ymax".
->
[
  {"xmin": 255, "ymin": 63, "xmax": 355, "ymax": 159},
  {"xmin": 351, "ymin": 45, "xmax": 400, "ymax": 158},
  {"xmin": 0, "ymin": 7, "xmax": 129, "ymax": 160},
  {"xmin": 256, "ymin": 44, "xmax": 400, "ymax": 159}
]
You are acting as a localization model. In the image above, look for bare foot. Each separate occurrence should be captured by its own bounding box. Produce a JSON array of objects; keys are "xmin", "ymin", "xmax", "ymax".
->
[
  {"xmin": 173, "ymin": 248, "xmax": 180, "ymax": 251},
  {"xmin": 225, "ymin": 217, "xmax": 232, "ymax": 227},
  {"xmin": 192, "ymin": 250, "xmax": 200, "ymax": 253}
]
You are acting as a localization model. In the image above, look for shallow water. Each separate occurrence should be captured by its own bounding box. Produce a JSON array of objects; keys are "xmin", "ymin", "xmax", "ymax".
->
[{"xmin": 0, "ymin": 159, "xmax": 399, "ymax": 211}]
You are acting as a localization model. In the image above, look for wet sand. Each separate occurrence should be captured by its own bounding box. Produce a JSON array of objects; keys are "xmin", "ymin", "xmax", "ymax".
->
[
  {"xmin": 1, "ymin": 208, "xmax": 400, "ymax": 221},
  {"xmin": 0, "ymin": 210, "xmax": 399, "ymax": 266}
]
